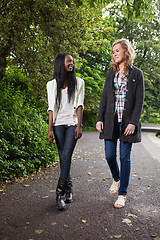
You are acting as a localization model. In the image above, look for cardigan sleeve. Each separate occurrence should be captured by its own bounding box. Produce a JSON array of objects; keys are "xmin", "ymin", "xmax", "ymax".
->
[
  {"xmin": 96, "ymin": 71, "xmax": 110, "ymax": 122},
  {"xmin": 47, "ymin": 79, "xmax": 56, "ymax": 112},
  {"xmin": 75, "ymin": 78, "xmax": 85, "ymax": 109},
  {"xmin": 129, "ymin": 69, "xmax": 145, "ymax": 126}
]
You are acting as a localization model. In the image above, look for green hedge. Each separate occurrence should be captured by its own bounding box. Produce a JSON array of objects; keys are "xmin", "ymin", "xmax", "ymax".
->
[{"xmin": 0, "ymin": 77, "xmax": 58, "ymax": 182}]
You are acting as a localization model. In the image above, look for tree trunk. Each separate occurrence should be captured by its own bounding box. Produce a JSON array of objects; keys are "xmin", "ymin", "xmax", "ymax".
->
[
  {"xmin": 0, "ymin": 40, "xmax": 12, "ymax": 79},
  {"xmin": 0, "ymin": 54, "xmax": 7, "ymax": 79}
]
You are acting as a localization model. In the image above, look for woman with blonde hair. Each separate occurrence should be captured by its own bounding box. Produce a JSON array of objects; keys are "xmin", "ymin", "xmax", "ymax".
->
[{"xmin": 96, "ymin": 38, "xmax": 144, "ymax": 208}]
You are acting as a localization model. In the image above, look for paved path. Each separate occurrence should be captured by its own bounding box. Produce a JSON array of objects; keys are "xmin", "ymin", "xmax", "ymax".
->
[{"xmin": 0, "ymin": 130, "xmax": 160, "ymax": 240}]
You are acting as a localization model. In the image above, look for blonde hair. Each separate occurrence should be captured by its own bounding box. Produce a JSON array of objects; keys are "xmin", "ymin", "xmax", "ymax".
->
[{"xmin": 111, "ymin": 38, "xmax": 135, "ymax": 76}]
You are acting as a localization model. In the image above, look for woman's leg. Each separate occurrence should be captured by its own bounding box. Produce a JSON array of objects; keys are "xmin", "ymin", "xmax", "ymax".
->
[
  {"xmin": 104, "ymin": 140, "xmax": 120, "ymax": 182},
  {"xmin": 118, "ymin": 141, "xmax": 132, "ymax": 196},
  {"xmin": 60, "ymin": 125, "xmax": 77, "ymax": 181},
  {"xmin": 53, "ymin": 125, "xmax": 65, "ymax": 171},
  {"xmin": 53, "ymin": 125, "xmax": 77, "ymax": 181},
  {"xmin": 53, "ymin": 125, "xmax": 77, "ymax": 209}
]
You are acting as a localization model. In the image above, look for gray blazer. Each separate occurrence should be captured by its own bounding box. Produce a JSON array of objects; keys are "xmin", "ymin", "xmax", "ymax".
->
[{"xmin": 96, "ymin": 65, "xmax": 144, "ymax": 143}]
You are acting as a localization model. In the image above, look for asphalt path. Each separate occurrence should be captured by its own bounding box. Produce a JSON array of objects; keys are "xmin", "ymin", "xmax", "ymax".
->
[{"xmin": 0, "ymin": 131, "xmax": 160, "ymax": 240}]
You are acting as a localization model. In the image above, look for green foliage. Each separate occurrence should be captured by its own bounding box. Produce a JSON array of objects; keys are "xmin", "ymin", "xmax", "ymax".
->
[
  {"xmin": 75, "ymin": 14, "xmax": 116, "ymax": 127},
  {"xmin": 0, "ymin": 74, "xmax": 58, "ymax": 182},
  {"xmin": 105, "ymin": 1, "xmax": 160, "ymax": 124}
]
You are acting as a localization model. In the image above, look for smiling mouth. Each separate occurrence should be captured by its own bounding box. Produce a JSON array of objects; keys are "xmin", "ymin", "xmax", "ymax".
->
[{"xmin": 68, "ymin": 65, "xmax": 73, "ymax": 70}]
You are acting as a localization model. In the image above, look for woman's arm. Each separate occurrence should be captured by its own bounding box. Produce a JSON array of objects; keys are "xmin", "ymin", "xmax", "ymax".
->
[
  {"xmin": 47, "ymin": 110, "xmax": 54, "ymax": 142},
  {"xmin": 96, "ymin": 70, "xmax": 112, "ymax": 123},
  {"xmin": 75, "ymin": 106, "xmax": 83, "ymax": 139},
  {"xmin": 124, "ymin": 69, "xmax": 144, "ymax": 136},
  {"xmin": 96, "ymin": 121, "xmax": 104, "ymax": 133}
]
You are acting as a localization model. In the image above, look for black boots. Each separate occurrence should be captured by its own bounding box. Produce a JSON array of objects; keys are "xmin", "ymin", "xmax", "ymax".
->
[
  {"xmin": 65, "ymin": 178, "xmax": 73, "ymax": 203},
  {"xmin": 56, "ymin": 178, "xmax": 73, "ymax": 210},
  {"xmin": 56, "ymin": 178, "xmax": 67, "ymax": 210}
]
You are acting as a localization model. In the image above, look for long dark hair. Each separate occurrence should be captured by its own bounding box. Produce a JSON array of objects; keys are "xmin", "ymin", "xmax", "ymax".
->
[{"xmin": 53, "ymin": 52, "xmax": 77, "ymax": 108}]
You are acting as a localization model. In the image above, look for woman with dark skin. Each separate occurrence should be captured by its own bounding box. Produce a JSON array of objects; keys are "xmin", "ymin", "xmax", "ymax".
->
[
  {"xmin": 47, "ymin": 53, "xmax": 85, "ymax": 210},
  {"xmin": 96, "ymin": 39, "xmax": 144, "ymax": 208}
]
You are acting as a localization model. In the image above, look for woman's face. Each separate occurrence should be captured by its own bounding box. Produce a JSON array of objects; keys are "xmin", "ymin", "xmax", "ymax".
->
[
  {"xmin": 112, "ymin": 43, "xmax": 125, "ymax": 64},
  {"xmin": 64, "ymin": 55, "xmax": 74, "ymax": 72}
]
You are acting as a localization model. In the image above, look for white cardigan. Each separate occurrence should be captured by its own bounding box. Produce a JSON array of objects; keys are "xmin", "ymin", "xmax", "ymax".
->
[{"xmin": 47, "ymin": 77, "xmax": 85, "ymax": 124}]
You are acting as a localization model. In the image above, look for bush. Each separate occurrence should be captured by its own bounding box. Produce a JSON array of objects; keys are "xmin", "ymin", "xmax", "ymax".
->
[{"xmin": 0, "ymin": 77, "xmax": 58, "ymax": 182}]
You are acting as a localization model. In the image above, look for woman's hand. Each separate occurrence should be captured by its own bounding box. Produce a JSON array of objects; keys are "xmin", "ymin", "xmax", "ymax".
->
[
  {"xmin": 96, "ymin": 121, "xmax": 103, "ymax": 133},
  {"xmin": 124, "ymin": 124, "xmax": 135, "ymax": 136},
  {"xmin": 48, "ymin": 130, "xmax": 54, "ymax": 143},
  {"xmin": 75, "ymin": 126, "xmax": 82, "ymax": 139}
]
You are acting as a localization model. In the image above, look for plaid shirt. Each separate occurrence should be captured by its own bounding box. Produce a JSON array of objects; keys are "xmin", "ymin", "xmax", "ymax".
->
[{"xmin": 114, "ymin": 70, "xmax": 127, "ymax": 123}]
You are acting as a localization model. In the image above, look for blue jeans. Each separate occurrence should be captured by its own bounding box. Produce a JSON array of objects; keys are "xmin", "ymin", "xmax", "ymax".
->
[
  {"xmin": 53, "ymin": 125, "xmax": 77, "ymax": 181},
  {"xmin": 104, "ymin": 117, "xmax": 132, "ymax": 195}
]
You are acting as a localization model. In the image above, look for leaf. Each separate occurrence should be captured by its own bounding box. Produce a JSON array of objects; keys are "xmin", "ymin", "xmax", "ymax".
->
[
  {"xmin": 88, "ymin": 172, "xmax": 92, "ymax": 175},
  {"xmin": 114, "ymin": 235, "xmax": 122, "ymax": 239},
  {"xmin": 64, "ymin": 224, "xmax": 70, "ymax": 228},
  {"xmin": 51, "ymin": 222, "xmax": 57, "ymax": 226},
  {"xmin": 127, "ymin": 213, "xmax": 137, "ymax": 219},
  {"xmin": 151, "ymin": 235, "xmax": 158, "ymax": 238},
  {"xmin": 82, "ymin": 219, "xmax": 87, "ymax": 223},
  {"xmin": 50, "ymin": 190, "xmax": 56, "ymax": 193},
  {"xmin": 23, "ymin": 185, "xmax": 30, "ymax": 187},
  {"xmin": 43, "ymin": 196, "xmax": 48, "ymax": 198},
  {"xmin": 35, "ymin": 229, "xmax": 43, "ymax": 234},
  {"xmin": 0, "ymin": 189, "xmax": 6, "ymax": 192},
  {"xmin": 122, "ymin": 218, "xmax": 132, "ymax": 226},
  {"xmin": 26, "ymin": 222, "xmax": 30, "ymax": 225},
  {"xmin": 108, "ymin": 235, "xmax": 122, "ymax": 239}
]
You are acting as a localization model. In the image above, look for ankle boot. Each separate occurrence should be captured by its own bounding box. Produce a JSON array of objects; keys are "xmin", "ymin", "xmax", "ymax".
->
[
  {"xmin": 56, "ymin": 178, "xmax": 67, "ymax": 210},
  {"xmin": 65, "ymin": 178, "xmax": 73, "ymax": 203}
]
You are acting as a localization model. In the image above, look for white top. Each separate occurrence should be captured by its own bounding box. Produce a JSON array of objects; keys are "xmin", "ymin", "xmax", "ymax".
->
[
  {"xmin": 54, "ymin": 87, "xmax": 77, "ymax": 126},
  {"xmin": 47, "ymin": 77, "xmax": 85, "ymax": 125}
]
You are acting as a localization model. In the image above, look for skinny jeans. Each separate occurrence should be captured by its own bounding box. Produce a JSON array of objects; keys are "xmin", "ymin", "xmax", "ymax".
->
[
  {"xmin": 53, "ymin": 125, "xmax": 77, "ymax": 181},
  {"xmin": 104, "ymin": 116, "xmax": 132, "ymax": 195}
]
